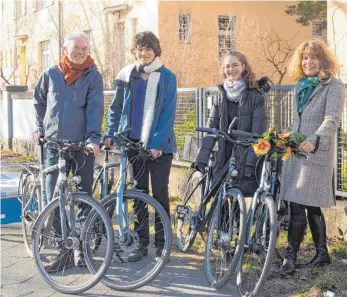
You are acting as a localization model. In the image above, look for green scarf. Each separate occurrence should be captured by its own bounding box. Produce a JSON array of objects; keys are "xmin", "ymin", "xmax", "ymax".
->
[{"xmin": 297, "ymin": 76, "xmax": 319, "ymax": 113}]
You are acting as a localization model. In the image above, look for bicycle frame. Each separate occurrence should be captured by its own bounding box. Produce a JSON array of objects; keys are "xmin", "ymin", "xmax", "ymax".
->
[
  {"xmin": 95, "ymin": 143, "xmax": 141, "ymax": 240},
  {"xmin": 116, "ymin": 146, "xmax": 129, "ymax": 238},
  {"xmin": 245, "ymin": 152, "xmax": 282, "ymax": 246},
  {"xmin": 185, "ymin": 143, "xmax": 241, "ymax": 233}
]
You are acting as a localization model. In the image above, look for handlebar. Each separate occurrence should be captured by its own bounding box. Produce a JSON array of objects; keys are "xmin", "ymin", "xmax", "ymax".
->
[
  {"xmin": 114, "ymin": 129, "xmax": 152, "ymax": 159},
  {"xmin": 196, "ymin": 127, "xmax": 261, "ymax": 147},
  {"xmin": 45, "ymin": 135, "xmax": 93, "ymax": 153}
]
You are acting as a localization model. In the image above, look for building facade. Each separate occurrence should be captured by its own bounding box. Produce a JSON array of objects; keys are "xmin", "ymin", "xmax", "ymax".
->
[{"xmin": 1, "ymin": 0, "xmax": 325, "ymax": 89}]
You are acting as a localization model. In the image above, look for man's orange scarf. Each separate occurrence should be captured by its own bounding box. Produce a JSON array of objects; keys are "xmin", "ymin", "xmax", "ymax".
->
[{"xmin": 58, "ymin": 56, "xmax": 94, "ymax": 86}]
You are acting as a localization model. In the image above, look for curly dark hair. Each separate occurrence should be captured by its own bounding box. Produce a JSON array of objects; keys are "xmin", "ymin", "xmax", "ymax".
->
[{"xmin": 131, "ymin": 31, "xmax": 162, "ymax": 57}]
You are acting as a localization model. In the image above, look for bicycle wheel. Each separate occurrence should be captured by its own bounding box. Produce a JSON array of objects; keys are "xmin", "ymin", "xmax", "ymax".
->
[
  {"xmin": 32, "ymin": 193, "xmax": 114, "ymax": 294},
  {"xmin": 237, "ymin": 195, "xmax": 277, "ymax": 297},
  {"xmin": 89, "ymin": 189, "xmax": 172, "ymax": 291},
  {"xmin": 21, "ymin": 173, "xmax": 41, "ymax": 257},
  {"xmin": 176, "ymin": 170, "xmax": 205, "ymax": 252},
  {"xmin": 205, "ymin": 188, "xmax": 246, "ymax": 289}
]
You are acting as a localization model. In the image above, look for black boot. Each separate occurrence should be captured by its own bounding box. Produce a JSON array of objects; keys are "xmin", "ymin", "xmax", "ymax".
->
[
  {"xmin": 298, "ymin": 214, "xmax": 330, "ymax": 268},
  {"xmin": 127, "ymin": 246, "xmax": 148, "ymax": 263},
  {"xmin": 279, "ymin": 220, "xmax": 307, "ymax": 276}
]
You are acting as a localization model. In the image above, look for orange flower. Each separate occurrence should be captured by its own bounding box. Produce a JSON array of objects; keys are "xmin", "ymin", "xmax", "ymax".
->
[
  {"xmin": 279, "ymin": 131, "xmax": 293, "ymax": 140},
  {"xmin": 252, "ymin": 139, "xmax": 271, "ymax": 156},
  {"xmin": 276, "ymin": 140, "xmax": 285, "ymax": 149},
  {"xmin": 282, "ymin": 147, "xmax": 292, "ymax": 161}
]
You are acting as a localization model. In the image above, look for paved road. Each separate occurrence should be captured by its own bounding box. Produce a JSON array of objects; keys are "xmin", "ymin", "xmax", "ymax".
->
[{"xmin": 1, "ymin": 224, "xmax": 240, "ymax": 297}]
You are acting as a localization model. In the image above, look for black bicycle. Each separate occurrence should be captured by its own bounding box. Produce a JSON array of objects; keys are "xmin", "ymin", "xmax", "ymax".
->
[{"xmin": 175, "ymin": 121, "xmax": 251, "ymax": 288}]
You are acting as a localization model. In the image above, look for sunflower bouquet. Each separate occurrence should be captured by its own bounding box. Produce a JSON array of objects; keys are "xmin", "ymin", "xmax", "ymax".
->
[{"xmin": 252, "ymin": 127, "xmax": 307, "ymax": 161}]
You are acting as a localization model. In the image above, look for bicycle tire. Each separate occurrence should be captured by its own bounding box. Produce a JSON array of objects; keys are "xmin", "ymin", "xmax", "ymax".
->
[
  {"xmin": 205, "ymin": 188, "xmax": 246, "ymax": 289},
  {"xmin": 21, "ymin": 174, "xmax": 41, "ymax": 258},
  {"xmin": 88, "ymin": 189, "xmax": 172, "ymax": 291},
  {"xmin": 237, "ymin": 195, "xmax": 277, "ymax": 297},
  {"xmin": 32, "ymin": 193, "xmax": 114, "ymax": 294},
  {"xmin": 177, "ymin": 170, "xmax": 205, "ymax": 252}
]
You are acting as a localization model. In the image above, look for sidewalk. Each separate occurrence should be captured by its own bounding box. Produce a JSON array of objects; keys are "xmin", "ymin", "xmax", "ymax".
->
[{"xmin": 1, "ymin": 224, "xmax": 240, "ymax": 297}]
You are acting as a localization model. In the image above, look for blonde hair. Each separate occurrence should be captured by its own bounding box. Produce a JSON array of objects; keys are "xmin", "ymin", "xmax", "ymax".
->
[
  {"xmin": 288, "ymin": 39, "xmax": 340, "ymax": 82},
  {"xmin": 221, "ymin": 51, "xmax": 257, "ymax": 88}
]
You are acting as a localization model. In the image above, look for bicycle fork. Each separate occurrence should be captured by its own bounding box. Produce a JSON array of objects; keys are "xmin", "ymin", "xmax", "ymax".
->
[{"xmin": 246, "ymin": 158, "xmax": 271, "ymax": 246}]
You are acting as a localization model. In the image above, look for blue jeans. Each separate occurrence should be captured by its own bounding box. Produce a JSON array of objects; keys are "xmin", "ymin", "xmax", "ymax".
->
[{"xmin": 46, "ymin": 148, "xmax": 95, "ymax": 237}]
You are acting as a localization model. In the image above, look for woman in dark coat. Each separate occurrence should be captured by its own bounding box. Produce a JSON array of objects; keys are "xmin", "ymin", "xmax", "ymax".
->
[{"xmin": 196, "ymin": 51, "xmax": 267, "ymax": 194}]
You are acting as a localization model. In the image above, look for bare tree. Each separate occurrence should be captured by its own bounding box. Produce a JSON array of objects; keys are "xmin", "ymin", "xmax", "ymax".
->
[
  {"xmin": 236, "ymin": 13, "xmax": 298, "ymax": 85},
  {"xmin": 202, "ymin": 13, "xmax": 297, "ymax": 85}
]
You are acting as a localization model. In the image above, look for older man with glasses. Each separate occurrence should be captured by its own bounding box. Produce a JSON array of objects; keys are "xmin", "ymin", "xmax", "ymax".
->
[{"xmin": 32, "ymin": 31, "xmax": 104, "ymax": 272}]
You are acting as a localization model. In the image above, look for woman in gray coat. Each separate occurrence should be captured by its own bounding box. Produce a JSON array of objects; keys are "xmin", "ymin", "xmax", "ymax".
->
[{"xmin": 279, "ymin": 40, "xmax": 346, "ymax": 276}]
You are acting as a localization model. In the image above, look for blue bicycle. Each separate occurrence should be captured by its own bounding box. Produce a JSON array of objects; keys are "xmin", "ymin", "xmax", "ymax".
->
[{"xmin": 87, "ymin": 129, "xmax": 173, "ymax": 291}]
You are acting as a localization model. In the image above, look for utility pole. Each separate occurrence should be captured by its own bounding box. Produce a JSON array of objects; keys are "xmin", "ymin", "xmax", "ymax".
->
[{"xmin": 58, "ymin": 0, "xmax": 63, "ymax": 60}]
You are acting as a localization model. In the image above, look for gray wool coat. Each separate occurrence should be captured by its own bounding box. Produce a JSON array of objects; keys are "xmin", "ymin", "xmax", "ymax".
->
[{"xmin": 280, "ymin": 77, "xmax": 346, "ymax": 208}]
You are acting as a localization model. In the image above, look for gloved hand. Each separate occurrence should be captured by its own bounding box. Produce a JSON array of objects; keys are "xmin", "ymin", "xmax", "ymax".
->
[
  {"xmin": 244, "ymin": 165, "xmax": 255, "ymax": 179},
  {"xmin": 195, "ymin": 162, "xmax": 207, "ymax": 173}
]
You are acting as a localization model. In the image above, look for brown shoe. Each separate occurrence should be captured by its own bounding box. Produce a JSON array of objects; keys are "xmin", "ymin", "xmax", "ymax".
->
[{"xmin": 44, "ymin": 249, "xmax": 74, "ymax": 273}]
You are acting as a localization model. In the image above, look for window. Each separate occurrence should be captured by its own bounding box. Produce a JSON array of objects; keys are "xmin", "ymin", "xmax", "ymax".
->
[
  {"xmin": 21, "ymin": 0, "xmax": 26, "ymax": 16},
  {"xmin": 38, "ymin": 0, "xmax": 45, "ymax": 10},
  {"xmin": 13, "ymin": 0, "xmax": 26, "ymax": 18},
  {"xmin": 9, "ymin": 49, "xmax": 12, "ymax": 67},
  {"xmin": 41, "ymin": 41, "xmax": 51, "ymax": 71},
  {"xmin": 19, "ymin": 46, "xmax": 26, "ymax": 85},
  {"xmin": 0, "ymin": 0, "xmax": 4, "ymax": 24},
  {"xmin": 38, "ymin": 0, "xmax": 53, "ymax": 11},
  {"xmin": 312, "ymin": 21, "xmax": 323, "ymax": 40},
  {"xmin": 218, "ymin": 15, "xmax": 236, "ymax": 57},
  {"xmin": 178, "ymin": 13, "xmax": 192, "ymax": 43},
  {"xmin": 32, "ymin": 1, "xmax": 37, "ymax": 11}
]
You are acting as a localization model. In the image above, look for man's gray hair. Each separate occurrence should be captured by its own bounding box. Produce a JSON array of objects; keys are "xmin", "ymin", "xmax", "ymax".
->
[{"xmin": 63, "ymin": 32, "xmax": 89, "ymax": 48}]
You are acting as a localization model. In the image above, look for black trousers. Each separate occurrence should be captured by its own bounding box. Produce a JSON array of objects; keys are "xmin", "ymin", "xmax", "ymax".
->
[
  {"xmin": 46, "ymin": 148, "xmax": 94, "ymax": 237},
  {"xmin": 290, "ymin": 202, "xmax": 323, "ymax": 224},
  {"xmin": 127, "ymin": 150, "xmax": 172, "ymax": 249}
]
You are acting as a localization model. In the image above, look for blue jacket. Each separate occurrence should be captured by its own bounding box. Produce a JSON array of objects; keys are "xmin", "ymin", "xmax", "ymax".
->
[
  {"xmin": 105, "ymin": 65, "xmax": 177, "ymax": 153},
  {"xmin": 33, "ymin": 64, "xmax": 104, "ymax": 144}
]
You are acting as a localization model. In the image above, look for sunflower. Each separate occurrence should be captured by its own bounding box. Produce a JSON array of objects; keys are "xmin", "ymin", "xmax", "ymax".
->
[
  {"xmin": 276, "ymin": 140, "xmax": 285, "ymax": 149},
  {"xmin": 252, "ymin": 139, "xmax": 271, "ymax": 156},
  {"xmin": 282, "ymin": 147, "xmax": 292, "ymax": 161},
  {"xmin": 278, "ymin": 131, "xmax": 293, "ymax": 140}
]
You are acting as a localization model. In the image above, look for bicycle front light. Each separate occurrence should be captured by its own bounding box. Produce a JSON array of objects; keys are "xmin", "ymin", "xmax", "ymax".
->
[{"xmin": 72, "ymin": 175, "xmax": 82, "ymax": 186}]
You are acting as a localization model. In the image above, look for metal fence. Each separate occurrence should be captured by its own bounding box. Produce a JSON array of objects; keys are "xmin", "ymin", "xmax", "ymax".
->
[
  {"xmin": 337, "ymin": 91, "xmax": 347, "ymax": 197},
  {"xmin": 102, "ymin": 85, "xmax": 347, "ymax": 198},
  {"xmin": 193, "ymin": 86, "xmax": 296, "ymax": 149}
]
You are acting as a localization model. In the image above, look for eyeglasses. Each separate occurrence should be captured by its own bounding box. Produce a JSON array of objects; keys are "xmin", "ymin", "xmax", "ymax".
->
[
  {"xmin": 225, "ymin": 64, "xmax": 242, "ymax": 69},
  {"xmin": 72, "ymin": 45, "xmax": 90, "ymax": 53}
]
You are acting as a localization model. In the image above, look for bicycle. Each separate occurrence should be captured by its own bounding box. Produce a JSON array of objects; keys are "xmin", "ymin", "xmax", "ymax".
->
[
  {"xmin": 31, "ymin": 136, "xmax": 115, "ymax": 294},
  {"xmin": 92, "ymin": 146, "xmax": 118, "ymax": 200},
  {"xmin": 86, "ymin": 129, "xmax": 173, "ymax": 291},
  {"xmin": 236, "ymin": 130, "xmax": 296, "ymax": 297},
  {"xmin": 18, "ymin": 141, "xmax": 45, "ymax": 257},
  {"xmin": 175, "ymin": 122, "xmax": 248, "ymax": 289}
]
